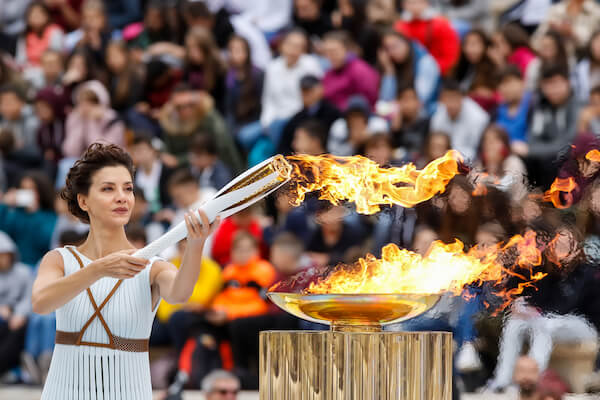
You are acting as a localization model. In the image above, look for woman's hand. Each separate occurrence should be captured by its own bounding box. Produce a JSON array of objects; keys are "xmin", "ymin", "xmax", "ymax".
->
[
  {"xmin": 184, "ymin": 210, "xmax": 220, "ymax": 252},
  {"xmin": 91, "ymin": 249, "xmax": 149, "ymax": 279}
]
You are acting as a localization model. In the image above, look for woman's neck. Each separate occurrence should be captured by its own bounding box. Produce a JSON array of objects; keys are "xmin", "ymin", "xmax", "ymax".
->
[{"xmin": 78, "ymin": 223, "xmax": 133, "ymax": 259}]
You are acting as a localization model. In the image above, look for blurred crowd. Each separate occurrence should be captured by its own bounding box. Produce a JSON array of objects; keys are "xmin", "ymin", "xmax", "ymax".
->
[{"xmin": 2, "ymin": 0, "xmax": 600, "ymax": 399}]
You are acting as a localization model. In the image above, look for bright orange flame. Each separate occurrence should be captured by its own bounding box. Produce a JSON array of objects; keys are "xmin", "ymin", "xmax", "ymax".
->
[
  {"xmin": 306, "ymin": 231, "xmax": 550, "ymax": 309},
  {"xmin": 286, "ymin": 151, "xmax": 461, "ymax": 214},
  {"xmin": 543, "ymin": 177, "xmax": 577, "ymax": 209},
  {"xmin": 586, "ymin": 149, "xmax": 600, "ymax": 162}
]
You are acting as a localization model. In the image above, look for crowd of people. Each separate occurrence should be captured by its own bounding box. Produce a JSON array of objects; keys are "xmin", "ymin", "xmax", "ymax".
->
[{"xmin": 2, "ymin": 0, "xmax": 600, "ymax": 399}]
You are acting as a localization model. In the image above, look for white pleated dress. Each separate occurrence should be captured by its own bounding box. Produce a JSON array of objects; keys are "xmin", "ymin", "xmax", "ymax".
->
[{"xmin": 41, "ymin": 246, "xmax": 162, "ymax": 400}]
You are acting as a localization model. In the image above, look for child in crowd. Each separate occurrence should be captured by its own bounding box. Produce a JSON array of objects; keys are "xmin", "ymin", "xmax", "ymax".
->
[
  {"xmin": 0, "ymin": 85, "xmax": 40, "ymax": 158},
  {"xmin": 291, "ymin": 119, "xmax": 328, "ymax": 156},
  {"xmin": 0, "ymin": 231, "xmax": 33, "ymax": 379},
  {"xmin": 188, "ymin": 133, "xmax": 232, "ymax": 192},
  {"xmin": 388, "ymin": 84, "xmax": 430, "ymax": 159}
]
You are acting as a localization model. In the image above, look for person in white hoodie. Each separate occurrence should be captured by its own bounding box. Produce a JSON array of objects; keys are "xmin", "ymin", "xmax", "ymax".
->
[{"xmin": 430, "ymin": 78, "xmax": 489, "ymax": 161}]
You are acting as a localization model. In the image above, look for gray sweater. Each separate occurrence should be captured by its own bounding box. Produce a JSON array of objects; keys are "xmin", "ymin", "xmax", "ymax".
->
[{"xmin": 0, "ymin": 262, "xmax": 33, "ymax": 317}]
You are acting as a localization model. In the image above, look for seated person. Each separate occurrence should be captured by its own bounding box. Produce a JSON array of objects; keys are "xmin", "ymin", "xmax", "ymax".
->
[
  {"xmin": 291, "ymin": 119, "xmax": 328, "ymax": 156},
  {"xmin": 387, "ymin": 84, "xmax": 430, "ymax": 160},
  {"xmin": 188, "ymin": 133, "xmax": 232, "ymax": 191}
]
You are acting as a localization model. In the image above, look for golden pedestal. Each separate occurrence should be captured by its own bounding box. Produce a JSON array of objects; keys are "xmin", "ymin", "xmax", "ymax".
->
[{"xmin": 260, "ymin": 293, "xmax": 453, "ymax": 399}]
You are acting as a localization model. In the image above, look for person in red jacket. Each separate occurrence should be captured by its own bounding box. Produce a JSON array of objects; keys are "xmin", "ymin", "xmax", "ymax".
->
[
  {"xmin": 210, "ymin": 207, "xmax": 266, "ymax": 266},
  {"xmin": 394, "ymin": 0, "xmax": 460, "ymax": 76}
]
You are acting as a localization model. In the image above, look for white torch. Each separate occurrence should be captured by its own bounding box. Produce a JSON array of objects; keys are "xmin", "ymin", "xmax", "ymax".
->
[{"xmin": 133, "ymin": 155, "xmax": 292, "ymax": 259}]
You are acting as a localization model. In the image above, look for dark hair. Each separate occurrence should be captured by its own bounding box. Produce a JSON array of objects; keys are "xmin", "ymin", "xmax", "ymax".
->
[
  {"xmin": 498, "ymin": 65, "xmax": 523, "ymax": 84},
  {"xmin": 20, "ymin": 170, "xmax": 56, "ymax": 211},
  {"xmin": 184, "ymin": 27, "xmax": 225, "ymax": 92},
  {"xmin": 125, "ymin": 223, "xmax": 147, "ymax": 245},
  {"xmin": 540, "ymin": 30, "xmax": 570, "ymax": 73},
  {"xmin": 440, "ymin": 78, "xmax": 462, "ymax": 94},
  {"xmin": 232, "ymin": 230, "xmax": 258, "ymax": 250},
  {"xmin": 591, "ymin": 85, "xmax": 600, "ymax": 96},
  {"xmin": 587, "ymin": 30, "xmax": 600, "ymax": 65},
  {"xmin": 540, "ymin": 63, "xmax": 569, "ymax": 81},
  {"xmin": 500, "ymin": 23, "xmax": 531, "ymax": 51},
  {"xmin": 184, "ymin": 0, "xmax": 213, "ymax": 19},
  {"xmin": 323, "ymin": 30, "xmax": 352, "ymax": 48},
  {"xmin": 167, "ymin": 168, "xmax": 198, "ymax": 189},
  {"xmin": 271, "ymin": 232, "xmax": 304, "ymax": 255},
  {"xmin": 0, "ymin": 83, "xmax": 26, "ymax": 101},
  {"xmin": 396, "ymin": 81, "xmax": 417, "ymax": 97},
  {"xmin": 362, "ymin": 132, "xmax": 393, "ymax": 153},
  {"xmin": 59, "ymin": 229, "xmax": 87, "ymax": 247},
  {"xmin": 191, "ymin": 132, "xmax": 218, "ymax": 155},
  {"xmin": 381, "ymin": 30, "xmax": 415, "ymax": 88},
  {"xmin": 132, "ymin": 133, "xmax": 154, "ymax": 148},
  {"xmin": 25, "ymin": 1, "xmax": 51, "ymax": 34},
  {"xmin": 61, "ymin": 143, "xmax": 135, "ymax": 223},
  {"xmin": 453, "ymin": 29, "xmax": 496, "ymax": 90},
  {"xmin": 133, "ymin": 186, "xmax": 146, "ymax": 202},
  {"xmin": 477, "ymin": 124, "xmax": 511, "ymax": 164},
  {"xmin": 296, "ymin": 119, "xmax": 328, "ymax": 150},
  {"xmin": 227, "ymin": 34, "xmax": 262, "ymax": 122}
]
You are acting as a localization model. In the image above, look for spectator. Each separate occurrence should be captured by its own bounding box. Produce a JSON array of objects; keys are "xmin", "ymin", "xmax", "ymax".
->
[
  {"xmin": 438, "ymin": 175, "xmax": 479, "ymax": 245},
  {"xmin": 474, "ymin": 124, "xmax": 529, "ymax": 201},
  {"xmin": 388, "ymin": 83, "xmax": 430, "ymax": 158},
  {"xmin": 225, "ymin": 35, "xmax": 264, "ymax": 152},
  {"xmin": 158, "ymin": 83, "xmax": 242, "ymax": 172},
  {"xmin": 0, "ymin": 171, "xmax": 57, "ymax": 267},
  {"xmin": 105, "ymin": 40, "xmax": 144, "ymax": 114},
  {"xmin": 394, "ymin": 0, "xmax": 460, "ymax": 76},
  {"xmin": 331, "ymin": 0, "xmax": 380, "ymax": 66},
  {"xmin": 362, "ymin": 132, "xmax": 396, "ymax": 166},
  {"xmin": 327, "ymin": 95, "xmax": 389, "ymax": 156},
  {"xmin": 532, "ymin": 0, "xmax": 600, "ymax": 56},
  {"xmin": 415, "ymin": 131, "xmax": 451, "ymax": 168},
  {"xmin": 578, "ymin": 85, "xmax": 600, "ymax": 133},
  {"xmin": 278, "ymin": 74, "xmax": 341, "ymax": 156},
  {"xmin": 292, "ymin": 0, "xmax": 333, "ymax": 38},
  {"xmin": 122, "ymin": 1, "xmax": 176, "ymax": 49},
  {"xmin": 526, "ymin": 30, "xmax": 574, "ymax": 93},
  {"xmin": 0, "ymin": 1, "xmax": 32, "ymax": 55},
  {"xmin": 34, "ymin": 86, "xmax": 67, "ymax": 178},
  {"xmin": 45, "ymin": 0, "xmax": 83, "ymax": 32},
  {"xmin": 0, "ymin": 84, "xmax": 40, "ymax": 158},
  {"xmin": 430, "ymin": 79, "xmax": 489, "ymax": 161},
  {"xmin": 0, "ymin": 230, "xmax": 33, "ymax": 377},
  {"xmin": 261, "ymin": 29, "xmax": 323, "ymax": 138},
  {"xmin": 513, "ymin": 356, "xmax": 540, "ymax": 400},
  {"xmin": 495, "ymin": 66, "xmax": 532, "ymax": 150},
  {"xmin": 322, "ymin": 31, "xmax": 380, "ymax": 110},
  {"xmin": 452, "ymin": 29, "xmax": 497, "ymax": 109},
  {"xmin": 129, "ymin": 135, "xmax": 173, "ymax": 213},
  {"xmin": 39, "ymin": 49, "xmax": 64, "ymax": 89},
  {"xmin": 61, "ymin": 48, "xmax": 98, "ymax": 91},
  {"xmin": 292, "ymin": 119, "xmax": 328, "ymax": 155},
  {"xmin": 66, "ymin": 0, "xmax": 111, "ymax": 68},
  {"xmin": 50, "ymin": 192, "xmax": 88, "ymax": 250},
  {"xmin": 188, "ymin": 133, "xmax": 232, "ymax": 192},
  {"xmin": 62, "ymin": 80, "xmax": 125, "ymax": 158},
  {"xmin": 526, "ymin": 64, "xmax": 579, "ymax": 188},
  {"xmin": 489, "ymin": 23, "xmax": 536, "ymax": 77},
  {"xmin": 575, "ymin": 30, "xmax": 600, "ymax": 104},
  {"xmin": 201, "ymin": 370, "xmax": 240, "ymax": 400},
  {"xmin": 262, "ymin": 191, "xmax": 313, "ymax": 245},
  {"xmin": 211, "ymin": 207, "xmax": 266, "ymax": 267},
  {"xmin": 378, "ymin": 30, "xmax": 440, "ymax": 115}
]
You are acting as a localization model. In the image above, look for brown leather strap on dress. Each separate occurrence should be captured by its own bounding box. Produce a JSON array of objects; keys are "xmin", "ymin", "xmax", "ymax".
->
[
  {"xmin": 55, "ymin": 330, "xmax": 149, "ymax": 352},
  {"xmin": 57, "ymin": 247, "xmax": 148, "ymax": 352}
]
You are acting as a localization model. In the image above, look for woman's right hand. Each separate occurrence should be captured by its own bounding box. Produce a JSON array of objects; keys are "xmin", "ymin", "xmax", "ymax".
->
[{"xmin": 91, "ymin": 249, "xmax": 149, "ymax": 279}]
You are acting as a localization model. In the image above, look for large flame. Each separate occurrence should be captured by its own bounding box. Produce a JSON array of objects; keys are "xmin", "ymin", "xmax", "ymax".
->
[
  {"xmin": 586, "ymin": 149, "xmax": 600, "ymax": 162},
  {"xmin": 543, "ymin": 177, "xmax": 577, "ymax": 209},
  {"xmin": 286, "ymin": 151, "xmax": 460, "ymax": 214},
  {"xmin": 304, "ymin": 231, "xmax": 549, "ymax": 308}
]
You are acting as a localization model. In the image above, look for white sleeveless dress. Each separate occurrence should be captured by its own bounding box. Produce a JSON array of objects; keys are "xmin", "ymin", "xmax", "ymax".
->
[{"xmin": 41, "ymin": 246, "xmax": 162, "ymax": 400}]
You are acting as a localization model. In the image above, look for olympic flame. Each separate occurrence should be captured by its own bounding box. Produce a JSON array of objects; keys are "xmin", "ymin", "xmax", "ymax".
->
[
  {"xmin": 304, "ymin": 231, "xmax": 551, "ymax": 309},
  {"xmin": 286, "ymin": 151, "xmax": 461, "ymax": 214},
  {"xmin": 543, "ymin": 177, "xmax": 577, "ymax": 209}
]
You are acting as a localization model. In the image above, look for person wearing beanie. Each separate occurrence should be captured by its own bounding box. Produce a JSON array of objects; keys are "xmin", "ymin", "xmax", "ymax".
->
[{"xmin": 0, "ymin": 230, "xmax": 33, "ymax": 377}]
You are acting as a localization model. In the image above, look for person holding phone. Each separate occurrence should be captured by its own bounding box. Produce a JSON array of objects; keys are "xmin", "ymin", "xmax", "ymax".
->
[{"xmin": 32, "ymin": 143, "xmax": 219, "ymax": 399}]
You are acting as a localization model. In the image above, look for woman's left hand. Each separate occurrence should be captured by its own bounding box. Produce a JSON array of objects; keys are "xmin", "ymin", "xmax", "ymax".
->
[{"xmin": 184, "ymin": 210, "xmax": 220, "ymax": 250}]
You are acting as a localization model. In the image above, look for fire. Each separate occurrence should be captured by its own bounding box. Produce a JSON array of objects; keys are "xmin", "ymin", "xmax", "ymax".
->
[
  {"xmin": 304, "ymin": 231, "xmax": 549, "ymax": 308},
  {"xmin": 286, "ymin": 151, "xmax": 461, "ymax": 214},
  {"xmin": 543, "ymin": 177, "xmax": 577, "ymax": 209},
  {"xmin": 586, "ymin": 149, "xmax": 600, "ymax": 162}
]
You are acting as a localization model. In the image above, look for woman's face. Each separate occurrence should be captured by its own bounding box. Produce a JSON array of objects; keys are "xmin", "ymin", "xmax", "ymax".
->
[
  {"xmin": 448, "ymin": 185, "xmax": 471, "ymax": 215},
  {"xmin": 79, "ymin": 166, "xmax": 134, "ymax": 227},
  {"xmin": 228, "ymin": 38, "xmax": 248, "ymax": 68},
  {"xmin": 463, "ymin": 33, "xmax": 485, "ymax": 64},
  {"xmin": 383, "ymin": 35, "xmax": 410, "ymax": 64},
  {"xmin": 34, "ymin": 100, "xmax": 54, "ymax": 123},
  {"xmin": 185, "ymin": 37, "xmax": 205, "ymax": 65},
  {"xmin": 20, "ymin": 177, "xmax": 39, "ymax": 204},
  {"xmin": 538, "ymin": 36, "xmax": 558, "ymax": 62},
  {"xmin": 428, "ymin": 134, "xmax": 450, "ymax": 160},
  {"xmin": 280, "ymin": 32, "xmax": 307, "ymax": 65},
  {"xmin": 28, "ymin": 5, "xmax": 49, "ymax": 32},
  {"xmin": 144, "ymin": 7, "xmax": 164, "ymax": 31},
  {"xmin": 231, "ymin": 238, "xmax": 258, "ymax": 265},
  {"xmin": 106, "ymin": 44, "xmax": 127, "ymax": 73},
  {"xmin": 482, "ymin": 130, "xmax": 506, "ymax": 163},
  {"xmin": 491, "ymin": 32, "xmax": 510, "ymax": 59}
]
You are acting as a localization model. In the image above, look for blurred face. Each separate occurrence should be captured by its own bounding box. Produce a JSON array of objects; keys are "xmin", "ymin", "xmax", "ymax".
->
[
  {"xmin": 498, "ymin": 75, "xmax": 524, "ymax": 104},
  {"xmin": 189, "ymin": 151, "xmax": 216, "ymax": 170},
  {"xmin": 412, "ymin": 228, "xmax": 438, "ymax": 256},
  {"xmin": 448, "ymin": 185, "xmax": 471, "ymax": 215},
  {"xmin": 541, "ymin": 75, "xmax": 570, "ymax": 106},
  {"xmin": 21, "ymin": 176, "xmax": 40, "ymax": 207},
  {"xmin": 482, "ymin": 130, "xmax": 506, "ymax": 163},
  {"xmin": 475, "ymin": 229, "xmax": 499, "ymax": 249},
  {"xmin": 227, "ymin": 38, "xmax": 248, "ymax": 68},
  {"xmin": 35, "ymin": 100, "xmax": 54, "ymax": 123},
  {"xmin": 206, "ymin": 378, "xmax": 240, "ymax": 400},
  {"xmin": 172, "ymin": 91, "xmax": 198, "ymax": 121},
  {"xmin": 270, "ymin": 245, "xmax": 299, "ymax": 275},
  {"xmin": 145, "ymin": 7, "xmax": 164, "ymax": 30},
  {"xmin": 169, "ymin": 182, "xmax": 199, "ymax": 209},
  {"xmin": 295, "ymin": 0, "xmax": 319, "ymax": 19},
  {"xmin": 0, "ymin": 92, "xmax": 23, "ymax": 120},
  {"xmin": 338, "ymin": 0, "xmax": 353, "ymax": 16},
  {"xmin": 106, "ymin": 44, "xmax": 128, "ymax": 73},
  {"xmin": 440, "ymin": 90, "xmax": 463, "ymax": 119},
  {"xmin": 491, "ymin": 32, "xmax": 511, "ymax": 59},
  {"xmin": 428, "ymin": 134, "xmax": 450, "ymax": 160},
  {"xmin": 538, "ymin": 36, "xmax": 558, "ymax": 62},
  {"xmin": 131, "ymin": 197, "xmax": 148, "ymax": 222},
  {"xmin": 463, "ymin": 33, "xmax": 485, "ymax": 64},
  {"xmin": 130, "ymin": 142, "xmax": 156, "ymax": 167},
  {"xmin": 0, "ymin": 253, "xmax": 12, "ymax": 271},
  {"xmin": 301, "ymin": 85, "xmax": 323, "ymax": 107},
  {"xmin": 398, "ymin": 89, "xmax": 421, "ymax": 119},
  {"xmin": 185, "ymin": 37, "xmax": 205, "ymax": 65},
  {"xmin": 231, "ymin": 237, "xmax": 259, "ymax": 266},
  {"xmin": 513, "ymin": 356, "xmax": 539, "ymax": 398},
  {"xmin": 323, "ymin": 39, "xmax": 347, "ymax": 69},
  {"xmin": 347, "ymin": 112, "xmax": 368, "ymax": 142},
  {"xmin": 383, "ymin": 34, "xmax": 410, "ymax": 64},
  {"xmin": 403, "ymin": 0, "xmax": 428, "ymax": 17},
  {"xmin": 79, "ymin": 166, "xmax": 134, "ymax": 227},
  {"xmin": 280, "ymin": 32, "xmax": 307, "ymax": 66},
  {"xmin": 366, "ymin": 140, "xmax": 393, "ymax": 166},
  {"xmin": 82, "ymin": 7, "xmax": 106, "ymax": 31},
  {"xmin": 28, "ymin": 5, "xmax": 49, "ymax": 32},
  {"xmin": 41, "ymin": 51, "xmax": 63, "ymax": 82},
  {"xmin": 292, "ymin": 128, "xmax": 322, "ymax": 155}
]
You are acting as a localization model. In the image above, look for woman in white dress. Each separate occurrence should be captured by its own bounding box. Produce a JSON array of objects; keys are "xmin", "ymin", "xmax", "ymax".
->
[{"xmin": 32, "ymin": 142, "xmax": 219, "ymax": 399}]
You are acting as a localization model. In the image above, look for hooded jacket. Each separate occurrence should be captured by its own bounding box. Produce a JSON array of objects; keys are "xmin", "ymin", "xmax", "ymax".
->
[{"xmin": 0, "ymin": 230, "xmax": 33, "ymax": 317}]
